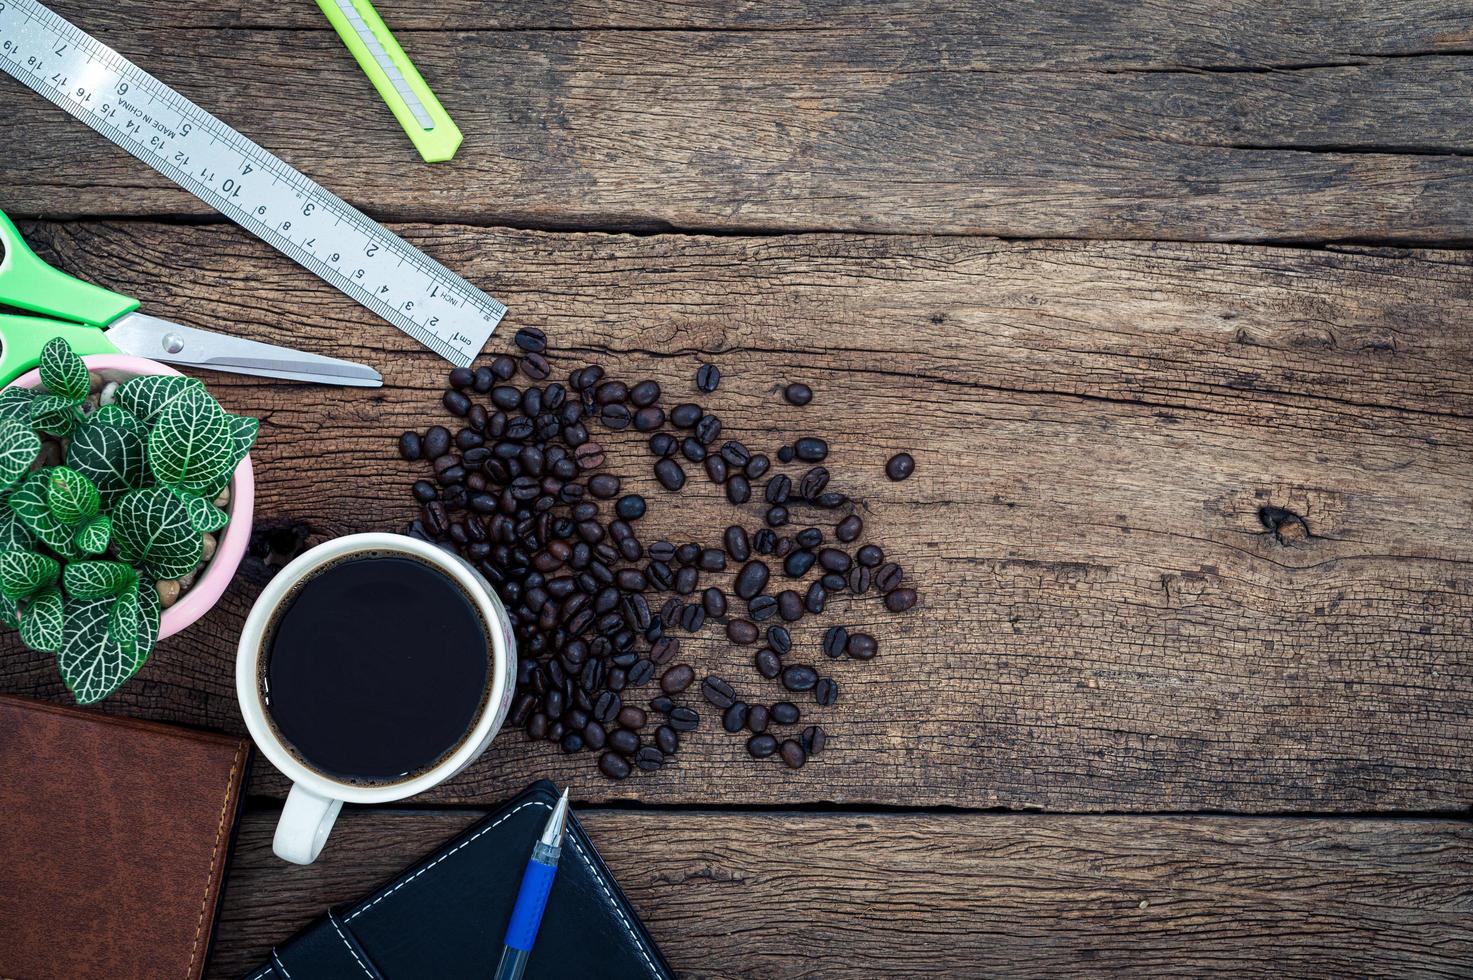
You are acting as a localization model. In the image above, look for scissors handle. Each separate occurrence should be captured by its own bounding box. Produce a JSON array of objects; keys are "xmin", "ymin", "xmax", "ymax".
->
[
  {"xmin": 0, "ymin": 313, "xmax": 121, "ymax": 388},
  {"xmin": 0, "ymin": 209, "xmax": 138, "ymax": 327}
]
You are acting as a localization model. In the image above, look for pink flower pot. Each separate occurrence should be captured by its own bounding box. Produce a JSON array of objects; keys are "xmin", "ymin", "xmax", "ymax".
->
[{"xmin": 8, "ymin": 354, "xmax": 255, "ymax": 640}]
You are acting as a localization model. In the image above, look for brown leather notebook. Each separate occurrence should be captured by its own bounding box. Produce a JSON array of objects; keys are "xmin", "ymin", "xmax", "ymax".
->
[{"xmin": 0, "ymin": 694, "xmax": 249, "ymax": 980}]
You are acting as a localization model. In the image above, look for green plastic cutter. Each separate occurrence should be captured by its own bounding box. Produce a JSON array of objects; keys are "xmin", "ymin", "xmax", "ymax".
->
[{"xmin": 316, "ymin": 0, "xmax": 463, "ymax": 163}]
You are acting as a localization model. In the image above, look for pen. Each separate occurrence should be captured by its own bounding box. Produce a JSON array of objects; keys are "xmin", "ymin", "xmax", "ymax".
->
[{"xmin": 493, "ymin": 789, "xmax": 570, "ymax": 980}]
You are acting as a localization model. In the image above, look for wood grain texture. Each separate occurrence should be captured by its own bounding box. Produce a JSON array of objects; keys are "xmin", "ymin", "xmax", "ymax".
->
[
  {"xmin": 4, "ymin": 3, "xmax": 1473, "ymax": 241},
  {"xmin": 207, "ymin": 805, "xmax": 1473, "ymax": 979},
  {"xmin": 1, "ymin": 220, "xmax": 1468, "ymax": 812}
]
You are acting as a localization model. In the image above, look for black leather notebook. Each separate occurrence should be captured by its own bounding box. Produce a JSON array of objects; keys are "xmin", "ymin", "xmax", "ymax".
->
[{"xmin": 244, "ymin": 782, "xmax": 673, "ymax": 979}]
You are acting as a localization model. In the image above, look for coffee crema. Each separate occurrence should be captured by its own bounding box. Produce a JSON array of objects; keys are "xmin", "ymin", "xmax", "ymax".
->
[{"xmin": 260, "ymin": 551, "xmax": 492, "ymax": 786}]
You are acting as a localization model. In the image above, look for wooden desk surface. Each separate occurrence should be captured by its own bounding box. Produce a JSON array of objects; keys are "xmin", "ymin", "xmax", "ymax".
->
[{"xmin": 2, "ymin": 2, "xmax": 1470, "ymax": 976}]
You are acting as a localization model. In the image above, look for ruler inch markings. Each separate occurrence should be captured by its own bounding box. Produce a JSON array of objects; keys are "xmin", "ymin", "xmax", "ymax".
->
[{"xmin": 0, "ymin": 0, "xmax": 503, "ymax": 366}]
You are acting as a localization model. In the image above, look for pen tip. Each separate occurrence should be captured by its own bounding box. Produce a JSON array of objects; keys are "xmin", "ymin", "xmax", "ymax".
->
[{"xmin": 540, "ymin": 787, "xmax": 571, "ymax": 847}]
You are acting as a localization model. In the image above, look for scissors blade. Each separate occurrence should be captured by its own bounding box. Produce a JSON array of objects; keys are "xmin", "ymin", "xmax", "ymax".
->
[{"xmin": 106, "ymin": 313, "xmax": 383, "ymax": 388}]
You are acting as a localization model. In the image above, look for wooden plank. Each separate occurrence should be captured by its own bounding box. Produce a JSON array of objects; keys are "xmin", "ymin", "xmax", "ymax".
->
[
  {"xmin": 206, "ymin": 806, "xmax": 1473, "ymax": 978},
  {"xmin": 1, "ymin": 221, "xmax": 1469, "ymax": 811},
  {"xmin": 4, "ymin": 5, "xmax": 1473, "ymax": 241}
]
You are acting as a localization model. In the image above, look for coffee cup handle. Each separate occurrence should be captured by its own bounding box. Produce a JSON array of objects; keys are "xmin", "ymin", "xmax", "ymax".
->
[{"xmin": 274, "ymin": 783, "xmax": 345, "ymax": 865}]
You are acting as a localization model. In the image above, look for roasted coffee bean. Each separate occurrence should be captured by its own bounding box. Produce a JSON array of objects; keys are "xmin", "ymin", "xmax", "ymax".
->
[
  {"xmin": 783, "ymin": 549, "xmax": 815, "ymax": 578},
  {"xmin": 676, "ymin": 543, "xmax": 702, "ymax": 566},
  {"xmin": 794, "ymin": 437, "xmax": 828, "ymax": 462},
  {"xmin": 744, "ymin": 454, "xmax": 770, "ymax": 479},
  {"xmin": 583, "ymin": 721, "xmax": 607, "ymax": 750},
  {"xmin": 755, "ymin": 648, "xmax": 782, "ymax": 679},
  {"xmin": 760, "ymin": 626, "xmax": 788, "ymax": 657},
  {"xmin": 655, "ymin": 725, "xmax": 679, "ymax": 754},
  {"xmin": 563, "ymin": 422, "xmax": 589, "ymax": 447},
  {"xmin": 681, "ymin": 436, "xmax": 706, "ymax": 462},
  {"xmin": 747, "ymin": 594, "xmax": 778, "ymax": 621},
  {"xmin": 561, "ymin": 732, "xmax": 585, "ymax": 753},
  {"xmin": 527, "ymin": 712, "xmax": 549, "ymax": 740},
  {"xmin": 722, "ymin": 702, "xmax": 748, "ymax": 732},
  {"xmin": 875, "ymin": 562, "xmax": 903, "ymax": 593},
  {"xmin": 777, "ymin": 445, "xmax": 795, "ymax": 463},
  {"xmin": 661, "ymin": 664, "xmax": 695, "ymax": 693},
  {"xmin": 724, "ymin": 525, "xmax": 750, "ymax": 562},
  {"xmin": 575, "ymin": 442, "xmax": 607, "ymax": 470},
  {"xmin": 771, "ymin": 701, "xmax": 801, "ymax": 725},
  {"xmin": 822, "ymin": 626, "xmax": 849, "ymax": 659},
  {"xmin": 805, "ymin": 582, "xmax": 827, "ymax": 614},
  {"xmin": 424, "ymin": 426, "xmax": 451, "ymax": 458},
  {"xmin": 594, "ymin": 690, "xmax": 621, "ymax": 724},
  {"xmin": 814, "ymin": 678, "xmax": 838, "ymax": 706},
  {"xmin": 522, "ymin": 387, "xmax": 544, "ymax": 417},
  {"xmin": 747, "ymin": 703, "xmax": 770, "ymax": 734},
  {"xmin": 799, "ymin": 467, "xmax": 829, "ymax": 500},
  {"xmin": 857, "ymin": 544, "xmax": 884, "ymax": 567},
  {"xmin": 618, "ymin": 706, "xmax": 648, "ymax": 730},
  {"xmin": 766, "ymin": 505, "xmax": 789, "ymax": 527},
  {"xmin": 734, "ymin": 561, "xmax": 770, "ymax": 600},
  {"xmin": 398, "ymin": 431, "xmax": 423, "ymax": 460},
  {"xmin": 885, "ymin": 588, "xmax": 918, "ymax": 612},
  {"xmin": 492, "ymin": 355, "xmax": 518, "ymax": 380},
  {"xmin": 818, "ymin": 548, "xmax": 851, "ymax": 573},
  {"xmin": 468, "ymin": 404, "xmax": 490, "ymax": 432},
  {"xmin": 630, "ymin": 746, "xmax": 661, "ymax": 770},
  {"xmin": 449, "ymin": 366, "xmax": 475, "ymax": 389},
  {"xmin": 455, "ymin": 428, "xmax": 484, "ymax": 450},
  {"xmin": 781, "ymin": 665, "xmax": 818, "ymax": 692},
  {"xmin": 513, "ymin": 327, "xmax": 548, "ymax": 353},
  {"xmin": 628, "ymin": 658, "xmax": 655, "ymax": 686},
  {"xmin": 703, "ymin": 587, "xmax": 728, "ymax": 618},
  {"xmin": 753, "ymin": 529, "xmax": 777, "ymax": 554},
  {"xmin": 491, "ymin": 386, "xmax": 522, "ymax": 411},
  {"xmin": 783, "ymin": 383, "xmax": 813, "ymax": 406},
  {"xmin": 628, "ymin": 379, "xmax": 660, "ymax": 406},
  {"xmin": 413, "ymin": 480, "xmax": 437, "ymax": 503},
  {"xmin": 595, "ymin": 381, "xmax": 629, "ymax": 405},
  {"xmin": 702, "ymin": 676, "xmax": 737, "ymax": 709},
  {"xmin": 473, "ymin": 366, "xmax": 496, "ymax": 392},
  {"xmin": 521, "ymin": 352, "xmax": 552, "ymax": 380},
  {"xmin": 779, "ymin": 739, "xmax": 806, "ymax": 768},
  {"xmin": 696, "ymin": 363, "xmax": 721, "ymax": 392},
  {"xmin": 847, "ymin": 565, "xmax": 872, "ymax": 594},
  {"xmin": 848, "ymin": 633, "xmax": 878, "ymax": 660},
  {"xmin": 777, "ymin": 590, "xmax": 804, "ymax": 622},
  {"xmin": 726, "ymin": 475, "xmax": 751, "ymax": 505},
  {"xmin": 650, "ymin": 541, "xmax": 677, "ymax": 563},
  {"xmin": 670, "ymin": 403, "xmax": 703, "ymax": 428},
  {"xmin": 704, "ymin": 454, "xmax": 728, "ymax": 483},
  {"xmin": 649, "ymin": 432, "xmax": 677, "ymax": 457},
  {"xmin": 669, "ymin": 706, "xmax": 700, "ymax": 731},
  {"xmin": 608, "ymin": 728, "xmax": 641, "ymax": 756},
  {"xmin": 655, "ymin": 458, "xmax": 686, "ymax": 491},
  {"xmin": 765, "ymin": 474, "xmax": 791, "ymax": 505},
  {"xmin": 835, "ymin": 514, "xmax": 863, "ymax": 542},
  {"xmin": 437, "ymin": 465, "xmax": 466, "ymax": 486},
  {"xmin": 727, "ymin": 619, "xmax": 759, "ymax": 644},
  {"xmin": 601, "ymin": 403, "xmax": 632, "ymax": 429},
  {"xmin": 795, "ymin": 527, "xmax": 823, "ymax": 550},
  {"xmin": 696, "ymin": 414, "xmax": 722, "ymax": 445},
  {"xmin": 675, "ymin": 566, "xmax": 699, "ymax": 596},
  {"xmin": 633, "ymin": 406, "xmax": 665, "ymax": 431},
  {"xmin": 747, "ymin": 733, "xmax": 778, "ymax": 758},
  {"xmin": 691, "ymin": 549, "xmax": 721, "ymax": 573},
  {"xmin": 804, "ymin": 725, "xmax": 827, "ymax": 755},
  {"xmin": 598, "ymin": 752, "xmax": 631, "ymax": 779},
  {"xmin": 886, "ymin": 452, "xmax": 915, "ymax": 481},
  {"xmin": 588, "ymin": 474, "xmax": 621, "ymax": 498}
]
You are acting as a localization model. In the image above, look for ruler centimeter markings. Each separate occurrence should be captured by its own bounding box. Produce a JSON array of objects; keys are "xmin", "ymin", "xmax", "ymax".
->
[{"xmin": 0, "ymin": 0, "xmax": 505, "ymax": 366}]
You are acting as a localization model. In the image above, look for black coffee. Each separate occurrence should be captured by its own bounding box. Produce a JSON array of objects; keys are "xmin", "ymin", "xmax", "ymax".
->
[{"xmin": 263, "ymin": 553, "xmax": 490, "ymax": 784}]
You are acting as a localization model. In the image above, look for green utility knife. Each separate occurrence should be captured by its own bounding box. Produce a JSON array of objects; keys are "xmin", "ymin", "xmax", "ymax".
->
[{"xmin": 316, "ymin": 0, "xmax": 463, "ymax": 163}]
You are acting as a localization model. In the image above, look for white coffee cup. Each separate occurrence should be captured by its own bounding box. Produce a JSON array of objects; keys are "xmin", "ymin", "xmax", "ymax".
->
[{"xmin": 235, "ymin": 532, "xmax": 517, "ymax": 865}]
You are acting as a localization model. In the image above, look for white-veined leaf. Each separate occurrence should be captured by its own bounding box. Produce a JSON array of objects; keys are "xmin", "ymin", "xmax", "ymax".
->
[
  {"xmin": 111, "ymin": 487, "xmax": 202, "ymax": 579},
  {"xmin": 226, "ymin": 414, "xmax": 259, "ymax": 458},
  {"xmin": 114, "ymin": 374, "xmax": 202, "ymax": 426},
  {"xmin": 0, "ymin": 387, "xmax": 36, "ymax": 423},
  {"xmin": 136, "ymin": 579, "xmax": 160, "ymax": 657},
  {"xmin": 109, "ymin": 585, "xmax": 141, "ymax": 661},
  {"xmin": 68, "ymin": 422, "xmax": 147, "ymax": 506},
  {"xmin": 148, "ymin": 387, "xmax": 233, "ymax": 490},
  {"xmin": 0, "ymin": 507, "xmax": 34, "ymax": 551},
  {"xmin": 73, "ymin": 515, "xmax": 112, "ymax": 555},
  {"xmin": 0, "ymin": 593, "xmax": 18, "ymax": 630},
  {"xmin": 63, "ymin": 560, "xmax": 137, "ymax": 599},
  {"xmin": 185, "ymin": 496, "xmax": 230, "ymax": 533},
  {"xmin": 19, "ymin": 586, "xmax": 63, "ymax": 652},
  {"xmin": 46, "ymin": 466, "xmax": 100, "ymax": 525},
  {"xmin": 39, "ymin": 338, "xmax": 89, "ymax": 402},
  {"xmin": 29, "ymin": 394, "xmax": 80, "ymax": 437},
  {"xmin": 8, "ymin": 471, "xmax": 51, "ymax": 528},
  {"xmin": 0, "ymin": 549, "xmax": 59, "ymax": 599},
  {"xmin": 88, "ymin": 404, "xmax": 146, "ymax": 434},
  {"xmin": 55, "ymin": 594, "xmax": 149, "ymax": 704},
  {"xmin": 0, "ymin": 420, "xmax": 40, "ymax": 493}
]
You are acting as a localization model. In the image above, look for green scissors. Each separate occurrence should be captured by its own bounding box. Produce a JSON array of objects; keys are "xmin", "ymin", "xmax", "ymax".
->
[{"xmin": 0, "ymin": 208, "xmax": 381, "ymax": 387}]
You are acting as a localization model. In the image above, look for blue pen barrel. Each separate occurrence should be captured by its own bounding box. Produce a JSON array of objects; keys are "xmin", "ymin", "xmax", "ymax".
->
[{"xmin": 505, "ymin": 843, "xmax": 560, "ymax": 951}]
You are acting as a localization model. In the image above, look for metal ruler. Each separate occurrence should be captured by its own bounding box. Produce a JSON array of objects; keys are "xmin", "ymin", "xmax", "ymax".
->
[{"xmin": 0, "ymin": 0, "xmax": 505, "ymax": 366}]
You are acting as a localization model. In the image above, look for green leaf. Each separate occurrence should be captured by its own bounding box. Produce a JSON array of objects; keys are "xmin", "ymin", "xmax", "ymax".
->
[
  {"xmin": 148, "ymin": 387, "xmax": 233, "ymax": 491},
  {"xmin": 0, "ymin": 387, "xmax": 37, "ymax": 423},
  {"xmin": 68, "ymin": 422, "xmax": 147, "ymax": 506},
  {"xmin": 135, "ymin": 579, "xmax": 161, "ymax": 658},
  {"xmin": 33, "ymin": 515, "xmax": 83, "ymax": 560},
  {"xmin": 8, "ymin": 471, "xmax": 51, "ymax": 529},
  {"xmin": 111, "ymin": 487, "xmax": 203, "ymax": 579},
  {"xmin": 64, "ymin": 560, "xmax": 137, "ymax": 599},
  {"xmin": 46, "ymin": 466, "xmax": 100, "ymax": 525},
  {"xmin": 226, "ymin": 414, "xmax": 259, "ymax": 458},
  {"xmin": 88, "ymin": 404, "xmax": 146, "ymax": 434},
  {"xmin": 19, "ymin": 586, "xmax": 63, "ymax": 653},
  {"xmin": 55, "ymin": 595, "xmax": 148, "ymax": 704},
  {"xmin": 0, "ymin": 508, "xmax": 35, "ymax": 551},
  {"xmin": 114, "ymin": 374, "xmax": 203, "ymax": 426},
  {"xmin": 185, "ymin": 496, "xmax": 230, "ymax": 533},
  {"xmin": 30, "ymin": 394, "xmax": 81, "ymax": 437},
  {"xmin": 0, "ymin": 550, "xmax": 60, "ymax": 599},
  {"xmin": 39, "ymin": 337, "xmax": 89, "ymax": 402},
  {"xmin": 0, "ymin": 420, "xmax": 40, "ymax": 493},
  {"xmin": 109, "ymin": 586, "xmax": 141, "ymax": 661},
  {"xmin": 0, "ymin": 593, "xmax": 17, "ymax": 629},
  {"xmin": 73, "ymin": 515, "xmax": 112, "ymax": 555}
]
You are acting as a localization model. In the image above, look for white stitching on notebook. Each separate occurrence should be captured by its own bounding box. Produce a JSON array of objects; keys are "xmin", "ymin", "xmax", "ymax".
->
[
  {"xmin": 331, "ymin": 914, "xmax": 376, "ymax": 978},
  {"xmin": 344, "ymin": 798, "xmax": 659, "ymax": 975},
  {"xmin": 270, "ymin": 951, "xmax": 293, "ymax": 979}
]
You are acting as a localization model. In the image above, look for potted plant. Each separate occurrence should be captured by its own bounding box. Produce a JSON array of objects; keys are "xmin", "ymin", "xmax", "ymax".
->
[{"xmin": 0, "ymin": 337, "xmax": 257, "ymax": 703}]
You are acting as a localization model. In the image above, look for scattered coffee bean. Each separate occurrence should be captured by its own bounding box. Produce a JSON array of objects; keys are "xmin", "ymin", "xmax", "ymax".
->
[
  {"xmin": 765, "ymin": 474, "xmax": 791, "ymax": 505},
  {"xmin": 777, "ymin": 590, "xmax": 804, "ymax": 622},
  {"xmin": 655, "ymin": 725, "xmax": 679, "ymax": 754},
  {"xmin": 771, "ymin": 701, "xmax": 801, "ymax": 725},
  {"xmin": 814, "ymin": 678, "xmax": 838, "ymax": 706},
  {"xmin": 702, "ymin": 676, "xmax": 737, "ymax": 709},
  {"xmin": 734, "ymin": 561, "xmax": 770, "ymax": 600},
  {"xmin": 668, "ymin": 707, "xmax": 700, "ymax": 731},
  {"xmin": 696, "ymin": 363, "xmax": 721, "ymax": 393},
  {"xmin": 725, "ymin": 525, "xmax": 750, "ymax": 562},
  {"xmin": 779, "ymin": 739, "xmax": 806, "ymax": 769},
  {"xmin": 670, "ymin": 403, "xmax": 702, "ymax": 428},
  {"xmin": 631, "ymin": 380, "xmax": 661, "ymax": 407},
  {"xmin": 726, "ymin": 475, "xmax": 751, "ymax": 505},
  {"xmin": 804, "ymin": 582, "xmax": 826, "ymax": 614},
  {"xmin": 398, "ymin": 431, "xmax": 423, "ymax": 460},
  {"xmin": 847, "ymin": 565, "xmax": 872, "ymax": 594},
  {"xmin": 781, "ymin": 665, "xmax": 818, "ymax": 692},
  {"xmin": 875, "ymin": 562, "xmax": 903, "ymax": 593},
  {"xmin": 857, "ymin": 544, "xmax": 884, "ymax": 567},
  {"xmin": 635, "ymin": 746, "xmax": 664, "ymax": 770},
  {"xmin": 727, "ymin": 619, "xmax": 759, "ymax": 644},
  {"xmin": 617, "ymin": 494, "xmax": 647, "ymax": 520},
  {"xmin": 802, "ymin": 725, "xmax": 826, "ymax": 755},
  {"xmin": 655, "ymin": 458, "xmax": 686, "ymax": 491},
  {"xmin": 822, "ymin": 626, "xmax": 849, "ymax": 659},
  {"xmin": 766, "ymin": 505, "xmax": 789, "ymax": 527},
  {"xmin": 747, "ymin": 733, "xmax": 778, "ymax": 758},
  {"xmin": 885, "ymin": 452, "xmax": 915, "ymax": 481},
  {"xmin": 747, "ymin": 595, "xmax": 778, "ymax": 621},
  {"xmin": 599, "ymin": 752, "xmax": 631, "ymax": 779},
  {"xmin": 747, "ymin": 703, "xmax": 770, "ymax": 733},
  {"xmin": 722, "ymin": 702, "xmax": 748, "ymax": 732},
  {"xmin": 661, "ymin": 664, "xmax": 695, "ymax": 693},
  {"xmin": 783, "ymin": 383, "xmax": 812, "ymax": 406},
  {"xmin": 885, "ymin": 588, "xmax": 918, "ymax": 612},
  {"xmin": 424, "ymin": 426, "xmax": 451, "ymax": 459},
  {"xmin": 794, "ymin": 437, "xmax": 828, "ymax": 462},
  {"xmin": 848, "ymin": 633, "xmax": 878, "ymax": 660},
  {"xmin": 703, "ymin": 587, "xmax": 728, "ymax": 617},
  {"xmin": 514, "ymin": 327, "xmax": 548, "ymax": 353},
  {"xmin": 755, "ymin": 648, "xmax": 782, "ymax": 679},
  {"xmin": 783, "ymin": 550, "xmax": 815, "ymax": 577},
  {"xmin": 768, "ymin": 626, "xmax": 791, "ymax": 655}
]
